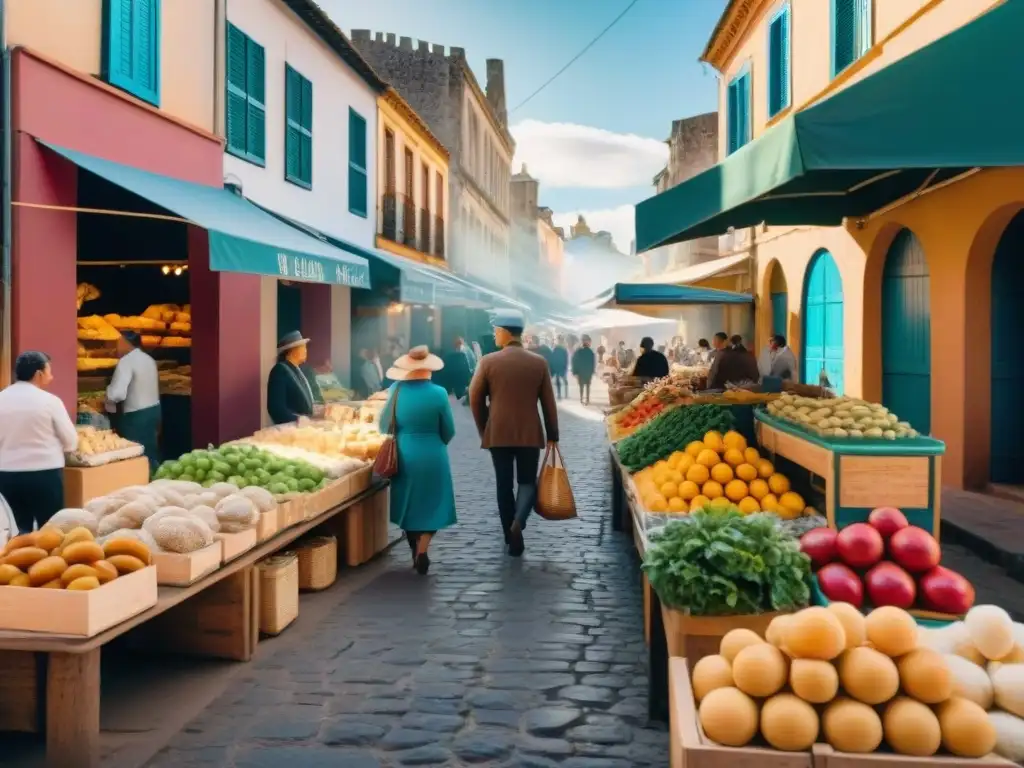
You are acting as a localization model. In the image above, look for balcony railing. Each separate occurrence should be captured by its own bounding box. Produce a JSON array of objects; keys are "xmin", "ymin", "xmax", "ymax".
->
[
  {"xmin": 400, "ymin": 193, "xmax": 417, "ymax": 247},
  {"xmin": 419, "ymin": 208, "xmax": 433, "ymax": 254},
  {"xmin": 381, "ymin": 192, "xmax": 398, "ymax": 241},
  {"xmin": 379, "ymin": 192, "xmax": 445, "ymax": 260},
  {"xmin": 434, "ymin": 216, "xmax": 445, "ymax": 259}
]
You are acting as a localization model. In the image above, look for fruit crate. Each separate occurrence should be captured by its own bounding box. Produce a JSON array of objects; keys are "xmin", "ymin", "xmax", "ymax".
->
[{"xmin": 810, "ymin": 574, "xmax": 959, "ymax": 628}]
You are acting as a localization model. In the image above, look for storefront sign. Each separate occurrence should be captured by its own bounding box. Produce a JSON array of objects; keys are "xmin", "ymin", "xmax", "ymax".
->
[{"xmin": 209, "ymin": 231, "xmax": 372, "ymax": 288}]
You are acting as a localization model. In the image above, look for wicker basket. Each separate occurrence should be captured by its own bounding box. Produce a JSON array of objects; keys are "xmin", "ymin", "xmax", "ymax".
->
[
  {"xmin": 257, "ymin": 553, "xmax": 299, "ymax": 636},
  {"xmin": 296, "ymin": 535, "xmax": 338, "ymax": 591},
  {"xmin": 536, "ymin": 444, "xmax": 578, "ymax": 521}
]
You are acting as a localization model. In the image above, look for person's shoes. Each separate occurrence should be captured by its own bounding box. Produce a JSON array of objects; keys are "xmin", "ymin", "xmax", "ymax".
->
[
  {"xmin": 415, "ymin": 552, "xmax": 431, "ymax": 575},
  {"xmin": 507, "ymin": 526, "xmax": 525, "ymax": 557}
]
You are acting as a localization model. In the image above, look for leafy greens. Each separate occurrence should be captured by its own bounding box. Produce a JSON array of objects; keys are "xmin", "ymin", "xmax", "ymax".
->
[{"xmin": 616, "ymin": 404, "xmax": 735, "ymax": 473}]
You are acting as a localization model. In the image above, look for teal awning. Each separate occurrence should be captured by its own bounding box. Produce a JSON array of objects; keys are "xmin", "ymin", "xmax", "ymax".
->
[
  {"xmin": 635, "ymin": 0, "xmax": 1020, "ymax": 251},
  {"xmin": 38, "ymin": 141, "xmax": 371, "ymax": 287},
  {"xmin": 587, "ymin": 283, "xmax": 753, "ymax": 309}
]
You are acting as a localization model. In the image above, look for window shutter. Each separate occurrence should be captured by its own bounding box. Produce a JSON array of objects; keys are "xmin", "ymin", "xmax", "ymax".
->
[
  {"xmin": 300, "ymin": 78, "xmax": 313, "ymax": 131},
  {"xmin": 225, "ymin": 25, "xmax": 248, "ymax": 156},
  {"xmin": 739, "ymin": 73, "xmax": 750, "ymax": 146},
  {"xmin": 349, "ymin": 165, "xmax": 367, "ymax": 216},
  {"xmin": 768, "ymin": 17, "xmax": 783, "ymax": 116},
  {"xmin": 727, "ymin": 81, "xmax": 738, "ymax": 154},
  {"xmin": 780, "ymin": 9, "xmax": 791, "ymax": 110},
  {"xmin": 103, "ymin": 0, "xmax": 160, "ymax": 105},
  {"xmin": 856, "ymin": 0, "xmax": 872, "ymax": 56},
  {"xmin": 133, "ymin": 0, "xmax": 159, "ymax": 100},
  {"xmin": 833, "ymin": 0, "xmax": 856, "ymax": 75},
  {"xmin": 246, "ymin": 39, "xmax": 266, "ymax": 162},
  {"xmin": 348, "ymin": 109, "xmax": 368, "ymax": 216},
  {"xmin": 285, "ymin": 66, "xmax": 301, "ymax": 182},
  {"xmin": 300, "ymin": 78, "xmax": 312, "ymax": 184}
]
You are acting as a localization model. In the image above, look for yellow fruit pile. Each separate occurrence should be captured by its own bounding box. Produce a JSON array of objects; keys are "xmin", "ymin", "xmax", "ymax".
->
[
  {"xmin": 632, "ymin": 430, "xmax": 805, "ymax": 517},
  {"xmin": 692, "ymin": 605, "xmax": 996, "ymax": 758}
]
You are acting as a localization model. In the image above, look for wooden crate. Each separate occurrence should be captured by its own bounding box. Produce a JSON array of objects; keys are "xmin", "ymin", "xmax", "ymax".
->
[
  {"xmin": 277, "ymin": 498, "xmax": 305, "ymax": 529},
  {"xmin": 344, "ymin": 487, "xmax": 390, "ymax": 567},
  {"xmin": 257, "ymin": 508, "xmax": 278, "ymax": 542},
  {"xmin": 258, "ymin": 554, "xmax": 298, "ymax": 635},
  {"xmin": 663, "ymin": 605, "xmax": 782, "ymax": 676},
  {"xmin": 347, "ymin": 465, "xmax": 372, "ymax": 496},
  {"xmin": 217, "ymin": 527, "xmax": 257, "ymax": 562},
  {"xmin": 63, "ymin": 456, "xmax": 150, "ymax": 507},
  {"xmin": 296, "ymin": 536, "xmax": 338, "ymax": 591},
  {"xmin": 669, "ymin": 658, "xmax": 812, "ymax": 768},
  {"xmin": 0, "ymin": 566, "xmax": 157, "ymax": 637},
  {"xmin": 151, "ymin": 541, "xmax": 223, "ymax": 586},
  {"xmin": 813, "ymin": 743, "xmax": 1014, "ymax": 768}
]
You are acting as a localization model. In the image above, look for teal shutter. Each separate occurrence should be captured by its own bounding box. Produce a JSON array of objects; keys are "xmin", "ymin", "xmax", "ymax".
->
[
  {"xmin": 832, "ymin": 0, "xmax": 856, "ymax": 75},
  {"xmin": 103, "ymin": 0, "xmax": 161, "ymax": 106},
  {"xmin": 780, "ymin": 9, "xmax": 791, "ymax": 110},
  {"xmin": 768, "ymin": 6, "xmax": 791, "ymax": 116},
  {"xmin": 300, "ymin": 78, "xmax": 313, "ymax": 185},
  {"xmin": 348, "ymin": 109, "xmax": 368, "ymax": 217},
  {"xmin": 246, "ymin": 39, "xmax": 266, "ymax": 163},
  {"xmin": 225, "ymin": 24, "xmax": 248, "ymax": 156},
  {"xmin": 285, "ymin": 65, "xmax": 312, "ymax": 187},
  {"xmin": 737, "ymin": 73, "xmax": 750, "ymax": 146},
  {"xmin": 727, "ymin": 80, "xmax": 739, "ymax": 154}
]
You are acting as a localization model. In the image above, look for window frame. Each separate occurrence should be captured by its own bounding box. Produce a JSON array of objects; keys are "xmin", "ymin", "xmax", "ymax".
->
[
  {"xmin": 726, "ymin": 62, "xmax": 752, "ymax": 156},
  {"xmin": 102, "ymin": 0, "xmax": 161, "ymax": 106},
  {"xmin": 225, "ymin": 23, "xmax": 266, "ymax": 167},
  {"xmin": 347, "ymin": 108, "xmax": 369, "ymax": 218},
  {"xmin": 766, "ymin": 2, "xmax": 792, "ymax": 119},
  {"xmin": 830, "ymin": 0, "xmax": 873, "ymax": 79},
  {"xmin": 284, "ymin": 64, "xmax": 313, "ymax": 190}
]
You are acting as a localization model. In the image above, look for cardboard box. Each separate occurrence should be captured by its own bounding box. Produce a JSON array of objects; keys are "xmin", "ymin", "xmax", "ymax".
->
[
  {"xmin": 257, "ymin": 508, "xmax": 278, "ymax": 542},
  {"xmin": 63, "ymin": 456, "xmax": 151, "ymax": 507},
  {"xmin": 217, "ymin": 528, "xmax": 258, "ymax": 562},
  {"xmin": 0, "ymin": 566, "xmax": 158, "ymax": 637},
  {"xmin": 151, "ymin": 542, "xmax": 223, "ymax": 586}
]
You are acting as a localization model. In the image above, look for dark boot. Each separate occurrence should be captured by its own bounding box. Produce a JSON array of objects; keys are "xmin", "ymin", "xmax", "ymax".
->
[
  {"xmin": 405, "ymin": 532, "xmax": 418, "ymax": 565},
  {"xmin": 508, "ymin": 484, "xmax": 535, "ymax": 557}
]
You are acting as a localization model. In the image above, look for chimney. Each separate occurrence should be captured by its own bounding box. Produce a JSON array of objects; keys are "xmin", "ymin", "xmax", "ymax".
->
[{"xmin": 486, "ymin": 59, "xmax": 507, "ymax": 127}]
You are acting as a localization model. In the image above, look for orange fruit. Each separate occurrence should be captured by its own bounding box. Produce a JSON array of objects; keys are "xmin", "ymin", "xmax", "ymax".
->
[
  {"xmin": 723, "ymin": 431, "xmax": 748, "ymax": 452},
  {"xmin": 703, "ymin": 431, "xmax": 724, "ymax": 453},
  {"xmin": 768, "ymin": 473, "xmax": 791, "ymax": 495},
  {"xmin": 735, "ymin": 463, "xmax": 758, "ymax": 482},
  {"xmin": 725, "ymin": 479, "xmax": 749, "ymax": 502},
  {"xmin": 667, "ymin": 469, "xmax": 684, "ymax": 484},
  {"xmin": 702, "ymin": 480, "xmax": 724, "ymax": 499},
  {"xmin": 748, "ymin": 478, "xmax": 770, "ymax": 500},
  {"xmin": 724, "ymin": 448, "xmax": 745, "ymax": 467},
  {"xmin": 676, "ymin": 454, "xmax": 695, "ymax": 474},
  {"xmin": 743, "ymin": 447, "xmax": 761, "ymax": 465},
  {"xmin": 737, "ymin": 496, "xmax": 761, "ymax": 514},
  {"xmin": 685, "ymin": 441, "xmax": 706, "ymax": 458},
  {"xmin": 757, "ymin": 459, "xmax": 775, "ymax": 478},
  {"xmin": 678, "ymin": 480, "xmax": 700, "ymax": 501},
  {"xmin": 668, "ymin": 497, "xmax": 688, "ymax": 513},
  {"xmin": 647, "ymin": 494, "xmax": 668, "ymax": 512},
  {"xmin": 690, "ymin": 494, "xmax": 711, "ymax": 512},
  {"xmin": 697, "ymin": 449, "xmax": 720, "ymax": 468},
  {"xmin": 761, "ymin": 493, "xmax": 780, "ymax": 512},
  {"xmin": 667, "ymin": 452, "xmax": 685, "ymax": 470},
  {"xmin": 653, "ymin": 469, "xmax": 670, "ymax": 486},
  {"xmin": 779, "ymin": 491, "xmax": 806, "ymax": 515},
  {"xmin": 686, "ymin": 464, "xmax": 710, "ymax": 485},
  {"xmin": 709, "ymin": 496, "xmax": 733, "ymax": 512},
  {"xmin": 660, "ymin": 481, "xmax": 679, "ymax": 499},
  {"xmin": 710, "ymin": 463, "xmax": 734, "ymax": 484}
]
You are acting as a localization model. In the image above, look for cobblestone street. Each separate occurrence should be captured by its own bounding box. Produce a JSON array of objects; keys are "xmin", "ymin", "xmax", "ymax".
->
[{"xmin": 148, "ymin": 385, "xmax": 667, "ymax": 768}]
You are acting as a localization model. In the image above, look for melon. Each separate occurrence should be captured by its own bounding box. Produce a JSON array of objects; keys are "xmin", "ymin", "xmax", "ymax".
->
[
  {"xmin": 823, "ymin": 697, "xmax": 883, "ymax": 753},
  {"xmin": 732, "ymin": 643, "xmax": 788, "ymax": 698},
  {"xmin": 698, "ymin": 687, "xmax": 758, "ymax": 747},
  {"xmin": 691, "ymin": 655, "xmax": 733, "ymax": 702},
  {"xmin": 761, "ymin": 693, "xmax": 819, "ymax": 751}
]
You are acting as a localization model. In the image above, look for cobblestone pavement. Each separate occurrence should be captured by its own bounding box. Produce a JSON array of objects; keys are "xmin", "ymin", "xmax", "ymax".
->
[{"xmin": 148, "ymin": 388, "xmax": 667, "ymax": 768}]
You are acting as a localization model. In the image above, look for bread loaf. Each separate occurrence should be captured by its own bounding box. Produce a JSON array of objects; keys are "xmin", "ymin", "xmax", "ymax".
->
[
  {"xmin": 28, "ymin": 556, "xmax": 68, "ymax": 586},
  {"xmin": 3, "ymin": 533, "xmax": 37, "ymax": 554},
  {"xmin": 45, "ymin": 509, "xmax": 99, "ymax": 534},
  {"xmin": 102, "ymin": 538, "xmax": 152, "ymax": 565},
  {"xmin": 107, "ymin": 554, "xmax": 146, "ymax": 574},
  {"xmin": 102, "ymin": 527, "xmax": 159, "ymax": 552},
  {"xmin": 97, "ymin": 513, "xmax": 134, "ymax": 537},
  {"xmin": 63, "ymin": 526, "xmax": 95, "ymax": 545},
  {"xmin": 61, "ymin": 564, "xmax": 99, "ymax": 585},
  {"xmin": 3, "ymin": 547, "xmax": 49, "ymax": 569},
  {"xmin": 115, "ymin": 499, "xmax": 158, "ymax": 527},
  {"xmin": 189, "ymin": 505, "xmax": 221, "ymax": 533},
  {"xmin": 0, "ymin": 563, "xmax": 23, "ymax": 584},
  {"xmin": 84, "ymin": 497, "xmax": 124, "ymax": 519},
  {"xmin": 62, "ymin": 541, "xmax": 104, "ymax": 565},
  {"xmin": 8, "ymin": 573, "xmax": 30, "ymax": 587},
  {"xmin": 215, "ymin": 495, "xmax": 258, "ymax": 532},
  {"xmin": 238, "ymin": 486, "xmax": 276, "ymax": 513},
  {"xmin": 92, "ymin": 560, "xmax": 118, "ymax": 583},
  {"xmin": 209, "ymin": 482, "xmax": 240, "ymax": 499},
  {"xmin": 34, "ymin": 527, "xmax": 64, "ymax": 552},
  {"xmin": 150, "ymin": 516, "xmax": 214, "ymax": 554},
  {"xmin": 66, "ymin": 576, "xmax": 100, "ymax": 591}
]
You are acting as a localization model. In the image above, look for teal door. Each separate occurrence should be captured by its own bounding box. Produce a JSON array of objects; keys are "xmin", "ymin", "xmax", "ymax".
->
[
  {"xmin": 771, "ymin": 292, "xmax": 788, "ymax": 338},
  {"xmin": 802, "ymin": 250, "xmax": 844, "ymax": 393},
  {"xmin": 991, "ymin": 212, "xmax": 1024, "ymax": 483},
  {"xmin": 882, "ymin": 230, "xmax": 931, "ymax": 433}
]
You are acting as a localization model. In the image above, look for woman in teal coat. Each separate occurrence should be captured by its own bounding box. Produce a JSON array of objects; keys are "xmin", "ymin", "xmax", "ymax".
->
[{"xmin": 378, "ymin": 346, "xmax": 457, "ymax": 575}]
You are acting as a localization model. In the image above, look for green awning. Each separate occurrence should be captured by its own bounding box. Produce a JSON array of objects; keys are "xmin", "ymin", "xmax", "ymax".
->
[
  {"xmin": 635, "ymin": 0, "xmax": 1020, "ymax": 252},
  {"xmin": 38, "ymin": 141, "xmax": 371, "ymax": 287}
]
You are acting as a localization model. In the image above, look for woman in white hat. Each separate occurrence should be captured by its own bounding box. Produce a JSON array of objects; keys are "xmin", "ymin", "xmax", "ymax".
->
[{"xmin": 378, "ymin": 346, "xmax": 457, "ymax": 575}]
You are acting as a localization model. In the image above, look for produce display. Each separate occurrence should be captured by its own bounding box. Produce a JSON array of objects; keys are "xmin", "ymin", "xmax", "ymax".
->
[
  {"xmin": 322, "ymin": 403, "xmax": 382, "ymax": 425},
  {"xmin": 801, "ymin": 507, "xmax": 976, "ymax": 615},
  {"xmin": 0, "ymin": 524, "xmax": 151, "ymax": 589},
  {"xmin": 693, "ymin": 603, "xmax": 1004, "ymax": 758},
  {"xmin": 154, "ymin": 443, "xmax": 329, "ymax": 494},
  {"xmin": 766, "ymin": 393, "xmax": 921, "ymax": 440},
  {"xmin": 642, "ymin": 510, "xmax": 811, "ymax": 616},
  {"xmin": 235, "ymin": 442, "xmax": 367, "ymax": 479},
  {"xmin": 73, "ymin": 426, "xmax": 137, "ymax": 456},
  {"xmin": 616, "ymin": 404, "xmax": 735, "ymax": 473},
  {"xmin": 249, "ymin": 422, "xmax": 384, "ymax": 461},
  {"xmin": 158, "ymin": 364, "xmax": 192, "ymax": 395},
  {"xmin": 632, "ymin": 429, "xmax": 808, "ymax": 518}
]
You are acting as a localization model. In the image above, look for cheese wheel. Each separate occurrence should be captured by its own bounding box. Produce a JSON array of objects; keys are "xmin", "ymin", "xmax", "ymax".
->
[
  {"xmin": 102, "ymin": 538, "xmax": 152, "ymax": 565},
  {"xmin": 61, "ymin": 564, "xmax": 99, "ymax": 586},
  {"xmin": 28, "ymin": 556, "xmax": 68, "ymax": 587},
  {"xmin": 66, "ymin": 576, "xmax": 101, "ymax": 591},
  {"xmin": 92, "ymin": 560, "xmax": 118, "ymax": 583},
  {"xmin": 62, "ymin": 541, "xmax": 104, "ymax": 565},
  {"xmin": 3, "ymin": 547, "xmax": 49, "ymax": 569},
  {"xmin": 106, "ymin": 554, "xmax": 146, "ymax": 575}
]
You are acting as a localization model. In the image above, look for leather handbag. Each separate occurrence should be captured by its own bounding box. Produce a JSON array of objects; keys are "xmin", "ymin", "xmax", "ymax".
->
[{"xmin": 372, "ymin": 386, "xmax": 400, "ymax": 478}]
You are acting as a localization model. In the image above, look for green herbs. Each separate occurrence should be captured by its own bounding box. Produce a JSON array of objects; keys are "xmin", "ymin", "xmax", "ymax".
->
[
  {"xmin": 642, "ymin": 510, "xmax": 811, "ymax": 616},
  {"xmin": 617, "ymin": 404, "xmax": 735, "ymax": 473}
]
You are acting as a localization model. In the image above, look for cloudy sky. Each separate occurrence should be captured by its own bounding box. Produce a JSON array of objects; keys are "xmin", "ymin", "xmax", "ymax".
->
[{"xmin": 324, "ymin": 0, "xmax": 726, "ymax": 253}]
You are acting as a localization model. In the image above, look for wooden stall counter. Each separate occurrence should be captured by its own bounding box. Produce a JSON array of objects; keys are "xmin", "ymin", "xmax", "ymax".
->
[
  {"xmin": 755, "ymin": 411, "xmax": 945, "ymax": 536},
  {"xmin": 63, "ymin": 456, "xmax": 151, "ymax": 507}
]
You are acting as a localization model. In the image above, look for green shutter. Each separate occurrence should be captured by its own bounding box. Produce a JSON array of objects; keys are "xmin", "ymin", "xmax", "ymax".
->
[
  {"xmin": 779, "ymin": 9, "xmax": 791, "ymax": 110},
  {"xmin": 285, "ymin": 65, "xmax": 311, "ymax": 188},
  {"xmin": 348, "ymin": 109, "xmax": 368, "ymax": 217},
  {"xmin": 103, "ymin": 0, "xmax": 160, "ymax": 106},
  {"xmin": 727, "ymin": 81, "xmax": 739, "ymax": 154},
  {"xmin": 246, "ymin": 40, "xmax": 266, "ymax": 163},
  {"xmin": 769, "ymin": 7, "xmax": 791, "ymax": 117},
  {"xmin": 833, "ymin": 0, "xmax": 856, "ymax": 76},
  {"xmin": 226, "ymin": 24, "xmax": 248, "ymax": 156},
  {"xmin": 738, "ymin": 73, "xmax": 750, "ymax": 146}
]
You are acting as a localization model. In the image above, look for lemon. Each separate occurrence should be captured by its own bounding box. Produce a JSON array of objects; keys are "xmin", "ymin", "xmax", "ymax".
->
[
  {"xmin": 710, "ymin": 463, "xmax": 734, "ymax": 484},
  {"xmin": 723, "ymin": 430, "xmax": 748, "ymax": 452},
  {"xmin": 686, "ymin": 464, "xmax": 710, "ymax": 485},
  {"xmin": 654, "ymin": 459, "xmax": 670, "ymax": 472},
  {"xmin": 690, "ymin": 494, "xmax": 711, "ymax": 512},
  {"xmin": 703, "ymin": 430, "xmax": 724, "ymax": 453},
  {"xmin": 735, "ymin": 463, "xmax": 758, "ymax": 482},
  {"xmin": 697, "ymin": 449, "xmax": 720, "ymax": 468},
  {"xmin": 667, "ymin": 469, "xmax": 684, "ymax": 484},
  {"xmin": 743, "ymin": 447, "xmax": 761, "ymax": 464},
  {"xmin": 723, "ymin": 448, "xmax": 745, "ymax": 467},
  {"xmin": 685, "ymin": 440, "xmax": 706, "ymax": 458},
  {"xmin": 768, "ymin": 473, "xmax": 791, "ymax": 495},
  {"xmin": 779, "ymin": 491, "xmax": 806, "ymax": 517},
  {"xmin": 725, "ymin": 479, "xmax": 749, "ymax": 502},
  {"xmin": 653, "ymin": 469, "xmax": 670, "ymax": 486},
  {"xmin": 667, "ymin": 451, "xmax": 686, "ymax": 469},
  {"xmin": 737, "ymin": 496, "xmax": 761, "ymax": 514},
  {"xmin": 676, "ymin": 454, "xmax": 695, "ymax": 474},
  {"xmin": 757, "ymin": 459, "xmax": 775, "ymax": 478},
  {"xmin": 702, "ymin": 480, "xmax": 724, "ymax": 499},
  {"xmin": 660, "ymin": 481, "xmax": 680, "ymax": 499},
  {"xmin": 761, "ymin": 493, "xmax": 780, "ymax": 512},
  {"xmin": 637, "ymin": 480, "xmax": 657, "ymax": 497},
  {"xmin": 678, "ymin": 480, "xmax": 700, "ymax": 501},
  {"xmin": 647, "ymin": 494, "xmax": 668, "ymax": 512},
  {"xmin": 668, "ymin": 497, "xmax": 688, "ymax": 513},
  {"xmin": 748, "ymin": 478, "xmax": 770, "ymax": 500}
]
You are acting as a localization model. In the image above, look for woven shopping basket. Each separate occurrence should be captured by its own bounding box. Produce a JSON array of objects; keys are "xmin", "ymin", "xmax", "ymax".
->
[{"xmin": 536, "ymin": 443, "xmax": 578, "ymax": 521}]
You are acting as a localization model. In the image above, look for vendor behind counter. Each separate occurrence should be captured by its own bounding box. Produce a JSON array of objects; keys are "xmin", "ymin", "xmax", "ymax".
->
[
  {"xmin": 631, "ymin": 337, "xmax": 670, "ymax": 381},
  {"xmin": 106, "ymin": 330, "xmax": 161, "ymax": 473}
]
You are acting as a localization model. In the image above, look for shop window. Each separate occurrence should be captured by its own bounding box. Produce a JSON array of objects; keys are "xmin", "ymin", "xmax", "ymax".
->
[
  {"xmin": 348, "ymin": 109, "xmax": 368, "ymax": 217},
  {"xmin": 832, "ymin": 0, "xmax": 872, "ymax": 78},
  {"xmin": 225, "ymin": 24, "xmax": 265, "ymax": 166},
  {"xmin": 767, "ymin": 4, "xmax": 791, "ymax": 118},
  {"xmin": 102, "ymin": 0, "xmax": 160, "ymax": 106},
  {"xmin": 285, "ymin": 65, "xmax": 313, "ymax": 189},
  {"xmin": 726, "ymin": 65, "xmax": 751, "ymax": 155}
]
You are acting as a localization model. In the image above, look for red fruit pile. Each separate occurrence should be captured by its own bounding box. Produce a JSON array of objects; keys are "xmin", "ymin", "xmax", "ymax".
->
[
  {"xmin": 798, "ymin": 506, "xmax": 975, "ymax": 615},
  {"xmin": 618, "ymin": 398, "xmax": 665, "ymax": 430}
]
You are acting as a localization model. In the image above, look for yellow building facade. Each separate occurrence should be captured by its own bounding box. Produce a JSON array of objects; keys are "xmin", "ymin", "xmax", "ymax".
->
[{"xmin": 704, "ymin": 0, "xmax": 1018, "ymax": 490}]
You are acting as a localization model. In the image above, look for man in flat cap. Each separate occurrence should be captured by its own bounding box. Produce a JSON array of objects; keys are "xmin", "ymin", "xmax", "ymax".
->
[{"xmin": 469, "ymin": 309, "xmax": 559, "ymax": 557}]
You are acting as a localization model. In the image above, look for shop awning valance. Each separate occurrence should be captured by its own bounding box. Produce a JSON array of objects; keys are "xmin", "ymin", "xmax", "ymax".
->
[
  {"xmin": 36, "ymin": 141, "xmax": 371, "ymax": 287},
  {"xmin": 634, "ymin": 0, "xmax": 1021, "ymax": 252},
  {"xmin": 585, "ymin": 283, "xmax": 753, "ymax": 310}
]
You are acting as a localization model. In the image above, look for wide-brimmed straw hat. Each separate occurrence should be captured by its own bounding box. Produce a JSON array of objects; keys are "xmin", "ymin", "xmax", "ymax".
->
[
  {"xmin": 386, "ymin": 345, "xmax": 444, "ymax": 380},
  {"xmin": 276, "ymin": 330, "xmax": 309, "ymax": 354}
]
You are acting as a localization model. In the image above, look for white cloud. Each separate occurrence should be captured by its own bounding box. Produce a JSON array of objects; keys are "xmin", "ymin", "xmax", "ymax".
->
[
  {"xmin": 553, "ymin": 205, "xmax": 636, "ymax": 256},
  {"xmin": 511, "ymin": 120, "xmax": 668, "ymax": 189}
]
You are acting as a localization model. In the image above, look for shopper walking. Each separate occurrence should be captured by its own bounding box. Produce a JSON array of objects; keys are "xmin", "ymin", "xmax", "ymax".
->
[
  {"xmin": 106, "ymin": 330, "xmax": 162, "ymax": 472},
  {"xmin": 571, "ymin": 334, "xmax": 597, "ymax": 405},
  {"xmin": 378, "ymin": 346, "xmax": 456, "ymax": 576},
  {"xmin": 469, "ymin": 310, "xmax": 559, "ymax": 557},
  {"xmin": 550, "ymin": 336, "xmax": 569, "ymax": 399},
  {"xmin": 0, "ymin": 351, "xmax": 78, "ymax": 533},
  {"xmin": 267, "ymin": 331, "xmax": 315, "ymax": 425}
]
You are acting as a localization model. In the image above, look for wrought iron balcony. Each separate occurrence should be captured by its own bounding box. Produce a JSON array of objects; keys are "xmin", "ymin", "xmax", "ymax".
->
[
  {"xmin": 380, "ymin": 192, "xmax": 398, "ymax": 242},
  {"xmin": 433, "ymin": 216, "xmax": 445, "ymax": 259},
  {"xmin": 400, "ymin": 193, "xmax": 417, "ymax": 247}
]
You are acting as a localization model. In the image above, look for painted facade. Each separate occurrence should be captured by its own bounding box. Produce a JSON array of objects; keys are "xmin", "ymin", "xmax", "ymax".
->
[{"xmin": 703, "ymin": 0, "xmax": 1009, "ymax": 489}]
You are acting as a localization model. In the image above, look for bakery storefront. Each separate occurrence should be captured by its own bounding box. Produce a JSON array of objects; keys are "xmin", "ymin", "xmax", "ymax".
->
[{"xmin": 10, "ymin": 49, "xmax": 369, "ymax": 452}]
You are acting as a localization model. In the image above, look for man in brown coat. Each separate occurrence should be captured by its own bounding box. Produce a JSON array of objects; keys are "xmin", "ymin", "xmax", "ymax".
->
[{"xmin": 469, "ymin": 309, "xmax": 559, "ymax": 557}]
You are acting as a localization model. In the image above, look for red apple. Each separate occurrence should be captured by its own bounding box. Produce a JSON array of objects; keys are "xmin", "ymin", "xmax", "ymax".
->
[
  {"xmin": 865, "ymin": 562, "xmax": 917, "ymax": 609},
  {"xmin": 817, "ymin": 562, "xmax": 864, "ymax": 608},
  {"xmin": 868, "ymin": 507, "xmax": 909, "ymax": 539},
  {"xmin": 836, "ymin": 523, "xmax": 884, "ymax": 569},
  {"xmin": 889, "ymin": 526, "xmax": 941, "ymax": 573},
  {"xmin": 919, "ymin": 566, "xmax": 975, "ymax": 615},
  {"xmin": 800, "ymin": 527, "xmax": 839, "ymax": 569}
]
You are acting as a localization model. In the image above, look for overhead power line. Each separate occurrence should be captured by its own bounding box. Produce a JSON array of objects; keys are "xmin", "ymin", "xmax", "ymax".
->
[{"xmin": 509, "ymin": 0, "xmax": 642, "ymax": 114}]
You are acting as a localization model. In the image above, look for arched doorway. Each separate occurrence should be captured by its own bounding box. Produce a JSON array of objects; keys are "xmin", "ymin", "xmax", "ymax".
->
[
  {"xmin": 802, "ymin": 250, "xmax": 844, "ymax": 393},
  {"xmin": 769, "ymin": 263, "xmax": 788, "ymax": 338},
  {"xmin": 990, "ymin": 211, "xmax": 1024, "ymax": 483},
  {"xmin": 882, "ymin": 229, "xmax": 931, "ymax": 433}
]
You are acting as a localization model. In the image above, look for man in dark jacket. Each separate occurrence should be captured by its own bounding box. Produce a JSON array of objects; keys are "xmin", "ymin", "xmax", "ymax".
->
[
  {"xmin": 267, "ymin": 331, "xmax": 316, "ymax": 425},
  {"xmin": 550, "ymin": 336, "xmax": 570, "ymax": 399},
  {"xmin": 631, "ymin": 336, "xmax": 670, "ymax": 380},
  {"xmin": 708, "ymin": 335, "xmax": 761, "ymax": 389},
  {"xmin": 571, "ymin": 335, "xmax": 597, "ymax": 405}
]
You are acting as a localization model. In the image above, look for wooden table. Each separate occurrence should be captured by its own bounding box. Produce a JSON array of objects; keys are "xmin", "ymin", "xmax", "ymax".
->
[{"xmin": 0, "ymin": 481, "xmax": 390, "ymax": 768}]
